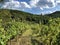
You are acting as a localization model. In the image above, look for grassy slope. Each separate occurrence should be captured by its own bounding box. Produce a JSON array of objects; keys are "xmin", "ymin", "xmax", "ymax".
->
[
  {"xmin": 0, "ymin": 9, "xmax": 60, "ymax": 45},
  {"xmin": 0, "ymin": 9, "xmax": 60, "ymax": 25},
  {"xmin": 0, "ymin": 9, "xmax": 55, "ymax": 23}
]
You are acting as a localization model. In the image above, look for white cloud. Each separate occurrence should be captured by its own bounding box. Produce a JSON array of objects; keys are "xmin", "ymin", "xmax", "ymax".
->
[
  {"xmin": 1, "ymin": 0, "xmax": 31, "ymax": 10},
  {"xmin": 56, "ymin": 0, "xmax": 60, "ymax": 4},
  {"xmin": 9, "ymin": 0, "xmax": 14, "ymax": 2},
  {"xmin": 29, "ymin": 0, "xmax": 60, "ymax": 10},
  {"xmin": 29, "ymin": 0, "xmax": 40, "ymax": 7},
  {"xmin": 40, "ymin": 7, "xmax": 43, "ymax": 10},
  {"xmin": 20, "ymin": 2, "xmax": 31, "ymax": 8},
  {"xmin": 1, "ymin": 1, "xmax": 20, "ymax": 9},
  {"xmin": 0, "ymin": 0, "xmax": 60, "ymax": 12}
]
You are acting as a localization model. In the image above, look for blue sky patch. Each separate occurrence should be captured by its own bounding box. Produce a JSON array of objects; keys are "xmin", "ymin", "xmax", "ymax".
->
[{"xmin": 0, "ymin": 0, "xmax": 60, "ymax": 14}]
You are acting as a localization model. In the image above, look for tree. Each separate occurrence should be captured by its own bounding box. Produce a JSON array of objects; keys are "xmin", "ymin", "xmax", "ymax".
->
[{"xmin": 0, "ymin": 0, "xmax": 4, "ymax": 2}]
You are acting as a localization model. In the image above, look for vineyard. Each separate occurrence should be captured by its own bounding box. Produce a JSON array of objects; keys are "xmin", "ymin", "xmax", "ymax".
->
[{"xmin": 0, "ymin": 9, "xmax": 60, "ymax": 45}]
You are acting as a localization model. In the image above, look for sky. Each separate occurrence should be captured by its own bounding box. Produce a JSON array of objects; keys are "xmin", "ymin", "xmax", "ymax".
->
[{"xmin": 0, "ymin": 0, "xmax": 60, "ymax": 14}]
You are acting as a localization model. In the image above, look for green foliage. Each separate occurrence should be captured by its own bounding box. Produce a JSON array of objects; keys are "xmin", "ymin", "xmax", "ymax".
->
[
  {"xmin": 0, "ymin": 9, "xmax": 60, "ymax": 45},
  {"xmin": 0, "ymin": 0, "xmax": 3, "ymax": 2}
]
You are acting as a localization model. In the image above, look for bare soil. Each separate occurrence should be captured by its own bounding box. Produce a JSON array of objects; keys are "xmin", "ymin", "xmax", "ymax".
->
[{"xmin": 7, "ymin": 35, "xmax": 32, "ymax": 45}]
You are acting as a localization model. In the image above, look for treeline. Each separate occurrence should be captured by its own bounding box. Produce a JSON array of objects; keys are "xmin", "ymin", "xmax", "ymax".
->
[{"xmin": 0, "ymin": 9, "xmax": 60, "ymax": 24}]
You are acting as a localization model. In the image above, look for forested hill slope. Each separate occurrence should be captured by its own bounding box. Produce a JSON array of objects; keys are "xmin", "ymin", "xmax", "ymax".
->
[
  {"xmin": 0, "ymin": 9, "xmax": 60, "ymax": 23},
  {"xmin": 46, "ymin": 11, "xmax": 60, "ymax": 17}
]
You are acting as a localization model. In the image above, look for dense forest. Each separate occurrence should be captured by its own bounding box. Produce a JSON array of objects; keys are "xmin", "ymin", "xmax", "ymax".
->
[{"xmin": 0, "ymin": 9, "xmax": 60, "ymax": 45}]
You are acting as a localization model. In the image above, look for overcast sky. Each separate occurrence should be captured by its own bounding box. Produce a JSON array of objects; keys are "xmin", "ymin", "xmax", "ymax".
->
[{"xmin": 0, "ymin": 0, "xmax": 60, "ymax": 14}]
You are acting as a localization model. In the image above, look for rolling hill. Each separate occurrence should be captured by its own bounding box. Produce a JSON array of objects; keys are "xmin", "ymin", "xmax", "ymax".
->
[
  {"xmin": 0, "ymin": 9, "xmax": 60, "ymax": 45},
  {"xmin": 46, "ymin": 11, "xmax": 60, "ymax": 18},
  {"xmin": 0, "ymin": 9, "xmax": 60, "ymax": 25}
]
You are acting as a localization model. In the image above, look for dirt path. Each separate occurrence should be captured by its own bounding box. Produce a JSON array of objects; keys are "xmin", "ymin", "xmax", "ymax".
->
[{"xmin": 7, "ymin": 35, "xmax": 32, "ymax": 45}]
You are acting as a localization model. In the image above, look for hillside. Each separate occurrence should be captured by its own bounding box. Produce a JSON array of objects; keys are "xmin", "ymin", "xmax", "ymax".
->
[
  {"xmin": 0, "ymin": 9, "xmax": 60, "ymax": 45},
  {"xmin": 46, "ymin": 11, "xmax": 60, "ymax": 18},
  {"xmin": 0, "ymin": 9, "xmax": 49, "ymax": 23},
  {"xmin": 0, "ymin": 9, "xmax": 60, "ymax": 25}
]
